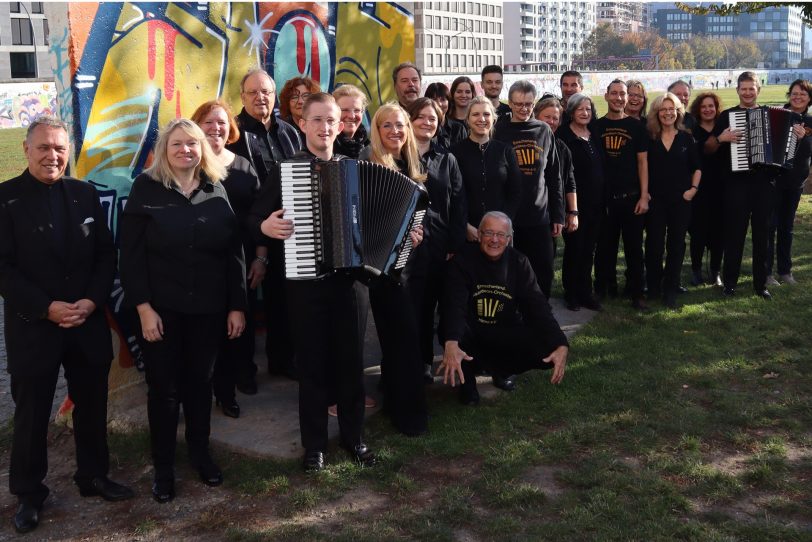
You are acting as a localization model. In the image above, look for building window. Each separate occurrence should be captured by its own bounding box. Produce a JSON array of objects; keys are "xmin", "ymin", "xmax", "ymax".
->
[
  {"xmin": 10, "ymin": 52, "xmax": 36, "ymax": 78},
  {"xmin": 10, "ymin": 2, "xmax": 21, "ymax": 13},
  {"xmin": 31, "ymin": 2, "xmax": 43, "ymax": 13},
  {"xmin": 12, "ymin": 18, "xmax": 34, "ymax": 46},
  {"xmin": 43, "ymin": 19, "xmax": 49, "ymax": 45},
  {"xmin": 427, "ymin": 55, "xmax": 433, "ymax": 68}
]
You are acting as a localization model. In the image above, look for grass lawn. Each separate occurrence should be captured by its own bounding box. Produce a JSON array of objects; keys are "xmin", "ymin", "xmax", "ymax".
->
[{"xmin": 0, "ymin": 127, "xmax": 26, "ymax": 180}]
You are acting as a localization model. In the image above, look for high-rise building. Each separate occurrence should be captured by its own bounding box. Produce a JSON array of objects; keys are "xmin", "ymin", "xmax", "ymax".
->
[
  {"xmin": 503, "ymin": 2, "xmax": 597, "ymax": 72},
  {"xmin": 411, "ymin": 1, "xmax": 504, "ymax": 75},
  {"xmin": 651, "ymin": 5, "xmax": 805, "ymax": 68},
  {"xmin": 597, "ymin": 2, "xmax": 648, "ymax": 34},
  {"xmin": 0, "ymin": 1, "xmax": 52, "ymax": 79}
]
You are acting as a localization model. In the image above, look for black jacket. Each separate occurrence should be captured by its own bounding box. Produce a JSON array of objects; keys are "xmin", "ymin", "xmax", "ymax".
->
[
  {"xmin": 557, "ymin": 123, "xmax": 606, "ymax": 218},
  {"xmin": 419, "ymin": 144, "xmax": 467, "ymax": 261},
  {"xmin": 120, "ymin": 173, "xmax": 247, "ymax": 314},
  {"xmin": 228, "ymin": 109, "xmax": 301, "ymax": 185},
  {"xmin": 0, "ymin": 171, "xmax": 116, "ymax": 375},
  {"xmin": 451, "ymin": 137, "xmax": 522, "ymax": 226}
]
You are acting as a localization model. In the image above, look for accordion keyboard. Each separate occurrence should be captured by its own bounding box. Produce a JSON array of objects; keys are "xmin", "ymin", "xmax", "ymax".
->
[
  {"xmin": 280, "ymin": 161, "xmax": 321, "ymax": 279},
  {"xmin": 730, "ymin": 110, "xmax": 749, "ymax": 172}
]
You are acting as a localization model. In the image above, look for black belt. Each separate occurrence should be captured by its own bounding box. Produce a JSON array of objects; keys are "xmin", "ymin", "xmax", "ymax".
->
[{"xmin": 611, "ymin": 191, "xmax": 640, "ymax": 200}]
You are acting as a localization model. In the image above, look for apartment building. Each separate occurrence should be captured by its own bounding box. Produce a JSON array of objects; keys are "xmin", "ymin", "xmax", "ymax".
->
[
  {"xmin": 0, "ymin": 1, "xmax": 52, "ymax": 80},
  {"xmin": 597, "ymin": 2, "xmax": 648, "ymax": 34}
]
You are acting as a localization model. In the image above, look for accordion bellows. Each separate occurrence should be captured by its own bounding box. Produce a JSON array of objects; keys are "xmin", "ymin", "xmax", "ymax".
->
[
  {"xmin": 280, "ymin": 159, "xmax": 428, "ymax": 280},
  {"xmin": 730, "ymin": 106, "xmax": 802, "ymax": 172}
]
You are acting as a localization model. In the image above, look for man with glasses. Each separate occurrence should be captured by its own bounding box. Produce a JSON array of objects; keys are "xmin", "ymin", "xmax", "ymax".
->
[
  {"xmin": 440, "ymin": 212, "xmax": 569, "ymax": 406},
  {"xmin": 250, "ymin": 93, "xmax": 377, "ymax": 471},
  {"xmin": 231, "ymin": 68, "xmax": 302, "ymax": 386},
  {"xmin": 494, "ymin": 80, "xmax": 564, "ymax": 301}
]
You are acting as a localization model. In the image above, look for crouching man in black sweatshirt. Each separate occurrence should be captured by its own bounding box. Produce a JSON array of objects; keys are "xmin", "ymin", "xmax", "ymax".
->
[{"xmin": 439, "ymin": 211, "xmax": 569, "ymax": 405}]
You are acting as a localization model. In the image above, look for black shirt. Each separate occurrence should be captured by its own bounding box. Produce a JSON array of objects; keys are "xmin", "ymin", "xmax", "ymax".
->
[
  {"xmin": 443, "ymin": 243, "xmax": 569, "ymax": 347},
  {"xmin": 647, "ymin": 130, "xmax": 701, "ymax": 201},
  {"xmin": 494, "ymin": 118, "xmax": 563, "ymax": 228},
  {"xmin": 437, "ymin": 117, "xmax": 469, "ymax": 150},
  {"xmin": 451, "ymin": 137, "xmax": 522, "ymax": 226},
  {"xmin": 777, "ymin": 114, "xmax": 812, "ymax": 189},
  {"xmin": 594, "ymin": 116, "xmax": 649, "ymax": 197},
  {"xmin": 120, "ymin": 173, "xmax": 247, "ymax": 314},
  {"xmin": 418, "ymin": 144, "xmax": 467, "ymax": 261},
  {"xmin": 222, "ymin": 155, "xmax": 261, "ymax": 260},
  {"xmin": 557, "ymin": 123, "xmax": 606, "ymax": 218},
  {"xmin": 556, "ymin": 139, "xmax": 576, "ymax": 196},
  {"xmin": 692, "ymin": 123, "xmax": 724, "ymax": 190}
]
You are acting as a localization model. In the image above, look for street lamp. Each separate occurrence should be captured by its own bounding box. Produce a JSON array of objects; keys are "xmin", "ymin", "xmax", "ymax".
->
[{"xmin": 19, "ymin": 2, "xmax": 39, "ymax": 78}]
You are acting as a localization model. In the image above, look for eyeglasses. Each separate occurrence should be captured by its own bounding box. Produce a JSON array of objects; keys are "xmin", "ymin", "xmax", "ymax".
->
[
  {"xmin": 510, "ymin": 102, "xmax": 534, "ymax": 110},
  {"xmin": 244, "ymin": 89, "xmax": 273, "ymax": 98},
  {"xmin": 480, "ymin": 230, "xmax": 511, "ymax": 240},
  {"xmin": 290, "ymin": 93, "xmax": 312, "ymax": 103},
  {"xmin": 790, "ymin": 92, "xmax": 809, "ymax": 98},
  {"xmin": 304, "ymin": 117, "xmax": 340, "ymax": 127}
]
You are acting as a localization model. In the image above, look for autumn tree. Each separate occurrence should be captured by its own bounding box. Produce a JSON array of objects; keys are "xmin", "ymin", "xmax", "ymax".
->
[{"xmin": 688, "ymin": 36, "xmax": 727, "ymax": 69}]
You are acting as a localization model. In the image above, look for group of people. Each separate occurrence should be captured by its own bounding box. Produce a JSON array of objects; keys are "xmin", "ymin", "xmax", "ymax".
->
[{"xmin": 1, "ymin": 61, "xmax": 808, "ymax": 533}]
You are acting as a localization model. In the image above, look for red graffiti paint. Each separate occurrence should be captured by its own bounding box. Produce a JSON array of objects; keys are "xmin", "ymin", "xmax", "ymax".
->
[
  {"xmin": 292, "ymin": 18, "xmax": 320, "ymax": 81},
  {"xmin": 147, "ymin": 20, "xmax": 178, "ymax": 103}
]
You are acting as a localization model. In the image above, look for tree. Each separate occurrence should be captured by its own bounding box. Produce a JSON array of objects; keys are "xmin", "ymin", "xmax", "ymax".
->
[
  {"xmin": 673, "ymin": 43, "xmax": 696, "ymax": 69},
  {"xmin": 726, "ymin": 37, "xmax": 764, "ymax": 69},
  {"xmin": 688, "ymin": 36, "xmax": 727, "ymax": 69},
  {"xmin": 676, "ymin": 2, "xmax": 812, "ymax": 26},
  {"xmin": 583, "ymin": 23, "xmax": 633, "ymax": 59}
]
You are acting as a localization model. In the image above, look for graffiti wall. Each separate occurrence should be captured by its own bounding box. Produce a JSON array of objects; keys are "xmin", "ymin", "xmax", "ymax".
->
[
  {"xmin": 45, "ymin": 2, "xmax": 415, "ymax": 393},
  {"xmin": 0, "ymin": 82, "xmax": 57, "ymax": 129}
]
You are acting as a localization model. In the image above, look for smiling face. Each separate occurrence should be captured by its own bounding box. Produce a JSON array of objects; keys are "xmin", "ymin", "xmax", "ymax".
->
[
  {"xmin": 560, "ymin": 75, "xmax": 582, "ymax": 103},
  {"xmin": 572, "ymin": 100, "xmax": 593, "ymax": 128},
  {"xmin": 166, "ymin": 126, "xmax": 202, "ymax": 173},
  {"xmin": 337, "ymin": 95, "xmax": 365, "ymax": 137},
  {"xmin": 378, "ymin": 110, "xmax": 408, "ymax": 155},
  {"xmin": 536, "ymin": 105, "xmax": 561, "ymax": 133},
  {"xmin": 435, "ymin": 95, "xmax": 449, "ymax": 115},
  {"xmin": 605, "ymin": 82, "xmax": 628, "ymax": 115},
  {"xmin": 453, "ymin": 82, "xmax": 473, "ymax": 111},
  {"xmin": 699, "ymin": 97, "xmax": 717, "ymax": 122},
  {"xmin": 478, "ymin": 215, "xmax": 512, "ymax": 261},
  {"xmin": 289, "ymin": 84, "xmax": 312, "ymax": 122},
  {"xmin": 467, "ymin": 103, "xmax": 493, "ymax": 137},
  {"xmin": 395, "ymin": 67, "xmax": 421, "ymax": 106},
  {"xmin": 737, "ymin": 79, "xmax": 760, "ymax": 108},
  {"xmin": 299, "ymin": 101, "xmax": 343, "ymax": 155},
  {"xmin": 625, "ymin": 85, "xmax": 644, "ymax": 117},
  {"xmin": 789, "ymin": 84, "xmax": 811, "ymax": 113},
  {"xmin": 24, "ymin": 125, "xmax": 69, "ymax": 184},
  {"xmin": 199, "ymin": 106, "xmax": 230, "ymax": 154},
  {"xmin": 411, "ymin": 105, "xmax": 438, "ymax": 143},
  {"xmin": 241, "ymin": 72, "xmax": 276, "ymax": 123},
  {"xmin": 482, "ymin": 72, "xmax": 503, "ymax": 100},
  {"xmin": 657, "ymin": 99, "xmax": 677, "ymax": 129}
]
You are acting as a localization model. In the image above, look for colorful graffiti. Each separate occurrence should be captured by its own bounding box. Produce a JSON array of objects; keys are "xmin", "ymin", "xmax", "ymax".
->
[
  {"xmin": 46, "ymin": 2, "xmax": 414, "ymax": 391},
  {"xmin": 0, "ymin": 82, "xmax": 57, "ymax": 129}
]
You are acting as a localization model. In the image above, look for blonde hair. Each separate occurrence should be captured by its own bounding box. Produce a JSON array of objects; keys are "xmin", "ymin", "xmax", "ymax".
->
[
  {"xmin": 146, "ymin": 118, "xmax": 227, "ymax": 188},
  {"xmin": 332, "ymin": 84, "xmax": 369, "ymax": 110},
  {"xmin": 466, "ymin": 96, "xmax": 497, "ymax": 135},
  {"xmin": 646, "ymin": 92, "xmax": 686, "ymax": 140},
  {"xmin": 367, "ymin": 103, "xmax": 426, "ymax": 182}
]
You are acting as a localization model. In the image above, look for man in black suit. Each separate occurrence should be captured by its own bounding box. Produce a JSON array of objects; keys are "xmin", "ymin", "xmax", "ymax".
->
[{"xmin": 0, "ymin": 116, "xmax": 133, "ymax": 534}]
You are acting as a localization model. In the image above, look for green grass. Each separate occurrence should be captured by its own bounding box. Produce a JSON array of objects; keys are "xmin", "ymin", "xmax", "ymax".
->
[{"xmin": 0, "ymin": 127, "xmax": 27, "ymax": 180}]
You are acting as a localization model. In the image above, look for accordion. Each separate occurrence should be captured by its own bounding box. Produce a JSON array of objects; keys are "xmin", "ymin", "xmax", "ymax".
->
[
  {"xmin": 729, "ymin": 106, "xmax": 802, "ymax": 172},
  {"xmin": 279, "ymin": 158, "xmax": 428, "ymax": 280}
]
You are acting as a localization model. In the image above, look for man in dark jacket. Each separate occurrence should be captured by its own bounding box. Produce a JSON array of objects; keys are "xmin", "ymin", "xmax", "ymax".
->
[
  {"xmin": 440, "ymin": 212, "xmax": 569, "ymax": 405},
  {"xmin": 0, "ymin": 117, "xmax": 133, "ymax": 534},
  {"xmin": 228, "ymin": 68, "xmax": 302, "ymax": 385}
]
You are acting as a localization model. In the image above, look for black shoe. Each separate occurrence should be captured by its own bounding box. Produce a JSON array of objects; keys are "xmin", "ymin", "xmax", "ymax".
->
[
  {"xmin": 423, "ymin": 363, "xmax": 434, "ymax": 384},
  {"xmin": 690, "ymin": 269, "xmax": 703, "ymax": 286},
  {"xmin": 565, "ymin": 297, "xmax": 581, "ymax": 311},
  {"xmin": 663, "ymin": 292, "xmax": 678, "ymax": 309},
  {"xmin": 459, "ymin": 385, "xmax": 480, "ymax": 406},
  {"xmin": 151, "ymin": 478, "xmax": 175, "ymax": 503},
  {"xmin": 195, "ymin": 461, "xmax": 223, "ymax": 487},
  {"xmin": 76, "ymin": 477, "xmax": 135, "ymax": 501},
  {"xmin": 343, "ymin": 443, "xmax": 377, "ymax": 467},
  {"xmin": 756, "ymin": 289, "xmax": 772, "ymax": 301},
  {"xmin": 723, "ymin": 286, "xmax": 736, "ymax": 297},
  {"xmin": 492, "ymin": 375, "xmax": 517, "ymax": 392},
  {"xmin": 13, "ymin": 502, "xmax": 40, "ymax": 534},
  {"xmin": 631, "ymin": 298, "xmax": 650, "ymax": 311},
  {"xmin": 236, "ymin": 379, "xmax": 257, "ymax": 395},
  {"xmin": 677, "ymin": 285, "xmax": 688, "ymax": 294},
  {"xmin": 216, "ymin": 397, "xmax": 241, "ymax": 418},
  {"xmin": 580, "ymin": 296, "xmax": 603, "ymax": 312},
  {"xmin": 303, "ymin": 450, "xmax": 325, "ymax": 472}
]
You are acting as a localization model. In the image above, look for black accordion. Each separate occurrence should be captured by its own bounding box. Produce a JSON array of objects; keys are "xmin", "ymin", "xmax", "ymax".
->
[
  {"xmin": 279, "ymin": 158, "xmax": 428, "ymax": 280},
  {"xmin": 729, "ymin": 106, "xmax": 802, "ymax": 172}
]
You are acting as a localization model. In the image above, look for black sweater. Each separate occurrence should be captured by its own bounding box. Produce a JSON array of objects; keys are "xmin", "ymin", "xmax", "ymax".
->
[
  {"xmin": 419, "ymin": 144, "xmax": 467, "ymax": 260},
  {"xmin": 494, "ymin": 119, "xmax": 563, "ymax": 228},
  {"xmin": 120, "ymin": 173, "xmax": 247, "ymax": 314},
  {"xmin": 556, "ymin": 123, "xmax": 606, "ymax": 218},
  {"xmin": 451, "ymin": 137, "xmax": 522, "ymax": 226},
  {"xmin": 647, "ymin": 130, "xmax": 701, "ymax": 201},
  {"xmin": 443, "ymin": 244, "xmax": 568, "ymax": 347}
]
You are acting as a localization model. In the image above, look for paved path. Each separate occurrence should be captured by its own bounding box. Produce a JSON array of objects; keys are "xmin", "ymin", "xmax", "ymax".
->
[{"xmin": 1, "ymin": 297, "xmax": 596, "ymax": 458}]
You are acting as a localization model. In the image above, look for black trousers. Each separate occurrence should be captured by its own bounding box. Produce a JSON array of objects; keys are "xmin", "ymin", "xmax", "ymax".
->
[
  {"xmin": 645, "ymin": 197, "xmax": 692, "ymax": 295},
  {"xmin": 722, "ymin": 179, "xmax": 774, "ymax": 291},
  {"xmin": 404, "ymin": 258, "xmax": 446, "ymax": 367},
  {"xmin": 767, "ymin": 183, "xmax": 804, "ymax": 276},
  {"xmin": 10, "ymin": 334, "xmax": 110, "ymax": 507},
  {"xmin": 367, "ymin": 277, "xmax": 429, "ymax": 436},
  {"xmin": 213, "ymin": 286, "xmax": 258, "ymax": 400},
  {"xmin": 459, "ymin": 324, "xmax": 559, "ymax": 395},
  {"xmin": 514, "ymin": 224, "xmax": 554, "ymax": 298},
  {"xmin": 595, "ymin": 196, "xmax": 645, "ymax": 298},
  {"xmin": 140, "ymin": 309, "xmax": 224, "ymax": 478},
  {"xmin": 689, "ymin": 180, "xmax": 725, "ymax": 275},
  {"xmin": 562, "ymin": 212, "xmax": 601, "ymax": 303},
  {"xmin": 288, "ymin": 275, "xmax": 365, "ymax": 452},
  {"xmin": 262, "ymin": 262, "xmax": 295, "ymax": 375}
]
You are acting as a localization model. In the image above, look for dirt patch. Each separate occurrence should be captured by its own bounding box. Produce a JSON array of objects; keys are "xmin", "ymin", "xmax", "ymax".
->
[{"xmin": 519, "ymin": 465, "xmax": 568, "ymax": 499}]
